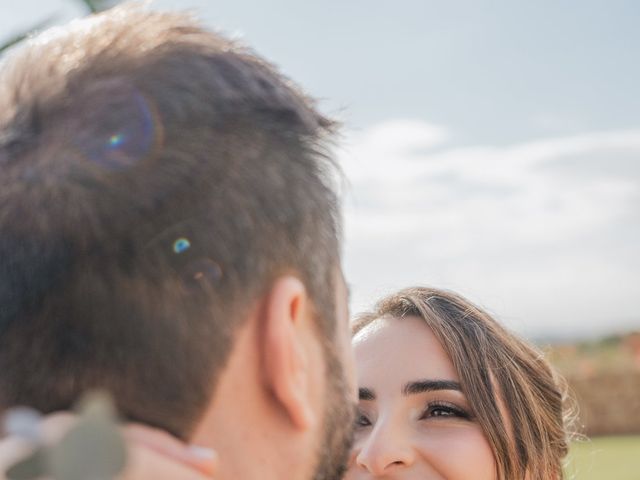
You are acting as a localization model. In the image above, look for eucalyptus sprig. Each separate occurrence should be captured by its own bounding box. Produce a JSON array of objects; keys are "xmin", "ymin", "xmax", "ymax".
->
[{"xmin": 5, "ymin": 392, "xmax": 127, "ymax": 480}]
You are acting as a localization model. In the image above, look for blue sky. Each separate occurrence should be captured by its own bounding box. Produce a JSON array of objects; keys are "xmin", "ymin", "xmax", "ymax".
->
[{"xmin": 2, "ymin": 0, "xmax": 639, "ymax": 339}]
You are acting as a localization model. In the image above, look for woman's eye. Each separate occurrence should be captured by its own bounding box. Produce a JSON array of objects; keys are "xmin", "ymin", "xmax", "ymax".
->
[
  {"xmin": 421, "ymin": 402, "xmax": 471, "ymax": 420},
  {"xmin": 431, "ymin": 406, "xmax": 457, "ymax": 417},
  {"xmin": 355, "ymin": 413, "xmax": 372, "ymax": 428}
]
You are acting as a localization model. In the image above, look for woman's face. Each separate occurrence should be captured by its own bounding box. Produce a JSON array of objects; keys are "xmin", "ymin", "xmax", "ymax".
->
[{"xmin": 346, "ymin": 315, "xmax": 496, "ymax": 479}]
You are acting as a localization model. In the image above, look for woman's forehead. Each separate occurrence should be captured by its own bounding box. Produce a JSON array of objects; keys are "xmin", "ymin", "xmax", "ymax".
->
[{"xmin": 352, "ymin": 315, "xmax": 460, "ymax": 387}]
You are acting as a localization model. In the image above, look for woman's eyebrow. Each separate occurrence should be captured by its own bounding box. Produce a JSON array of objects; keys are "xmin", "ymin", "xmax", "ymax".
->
[
  {"xmin": 359, "ymin": 387, "xmax": 375, "ymax": 401},
  {"xmin": 402, "ymin": 380, "xmax": 462, "ymax": 396}
]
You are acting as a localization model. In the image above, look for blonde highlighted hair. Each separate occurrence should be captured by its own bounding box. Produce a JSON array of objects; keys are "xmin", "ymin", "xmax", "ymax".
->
[{"xmin": 353, "ymin": 287, "xmax": 574, "ymax": 480}]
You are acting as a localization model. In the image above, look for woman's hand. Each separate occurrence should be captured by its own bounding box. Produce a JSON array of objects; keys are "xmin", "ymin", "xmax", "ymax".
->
[
  {"xmin": 122, "ymin": 423, "xmax": 217, "ymax": 479},
  {"xmin": 0, "ymin": 411, "xmax": 217, "ymax": 480}
]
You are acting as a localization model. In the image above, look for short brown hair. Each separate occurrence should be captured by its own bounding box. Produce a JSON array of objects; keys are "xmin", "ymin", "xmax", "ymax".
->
[
  {"xmin": 0, "ymin": 5, "xmax": 341, "ymax": 439},
  {"xmin": 353, "ymin": 287, "xmax": 573, "ymax": 480}
]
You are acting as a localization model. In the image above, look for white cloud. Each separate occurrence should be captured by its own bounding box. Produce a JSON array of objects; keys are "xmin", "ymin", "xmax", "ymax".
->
[{"xmin": 341, "ymin": 120, "xmax": 640, "ymax": 339}]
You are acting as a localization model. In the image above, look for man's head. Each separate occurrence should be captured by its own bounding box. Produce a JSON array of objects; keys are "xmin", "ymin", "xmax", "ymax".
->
[{"xmin": 0, "ymin": 5, "xmax": 354, "ymax": 478}]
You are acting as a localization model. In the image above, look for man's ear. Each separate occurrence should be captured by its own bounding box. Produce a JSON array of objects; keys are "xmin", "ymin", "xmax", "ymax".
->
[{"xmin": 260, "ymin": 275, "xmax": 318, "ymax": 431}]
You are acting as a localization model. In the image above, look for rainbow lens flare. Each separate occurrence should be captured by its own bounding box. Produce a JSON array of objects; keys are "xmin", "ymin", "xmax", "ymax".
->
[{"xmin": 173, "ymin": 238, "xmax": 191, "ymax": 254}]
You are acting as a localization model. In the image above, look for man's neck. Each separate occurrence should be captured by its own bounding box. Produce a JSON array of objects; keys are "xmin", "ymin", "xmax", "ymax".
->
[{"xmin": 190, "ymin": 318, "xmax": 315, "ymax": 480}]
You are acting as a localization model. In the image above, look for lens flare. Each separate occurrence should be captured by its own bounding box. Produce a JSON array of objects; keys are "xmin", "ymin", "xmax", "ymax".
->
[
  {"xmin": 182, "ymin": 258, "xmax": 223, "ymax": 291},
  {"xmin": 173, "ymin": 238, "xmax": 191, "ymax": 254},
  {"xmin": 77, "ymin": 88, "xmax": 163, "ymax": 170},
  {"xmin": 108, "ymin": 134, "xmax": 124, "ymax": 148}
]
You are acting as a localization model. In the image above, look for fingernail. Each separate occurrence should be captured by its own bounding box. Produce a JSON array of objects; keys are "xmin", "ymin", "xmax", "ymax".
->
[
  {"xmin": 188, "ymin": 445, "xmax": 216, "ymax": 459},
  {"xmin": 188, "ymin": 445, "xmax": 218, "ymax": 476}
]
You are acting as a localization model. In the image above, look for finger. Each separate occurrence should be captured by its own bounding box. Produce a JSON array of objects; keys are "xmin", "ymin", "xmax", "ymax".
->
[
  {"xmin": 124, "ymin": 424, "xmax": 217, "ymax": 477},
  {"xmin": 1, "ymin": 411, "xmax": 218, "ymax": 479},
  {"xmin": 37, "ymin": 412, "xmax": 77, "ymax": 444},
  {"xmin": 122, "ymin": 442, "xmax": 216, "ymax": 480},
  {"xmin": 41, "ymin": 414, "xmax": 217, "ymax": 476}
]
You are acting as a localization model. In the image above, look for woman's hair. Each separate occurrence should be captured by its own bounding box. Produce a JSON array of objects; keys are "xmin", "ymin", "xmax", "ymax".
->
[{"xmin": 353, "ymin": 287, "xmax": 574, "ymax": 480}]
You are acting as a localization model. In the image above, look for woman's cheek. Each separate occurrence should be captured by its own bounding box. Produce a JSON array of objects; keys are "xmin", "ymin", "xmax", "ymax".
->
[{"xmin": 415, "ymin": 425, "xmax": 497, "ymax": 480}]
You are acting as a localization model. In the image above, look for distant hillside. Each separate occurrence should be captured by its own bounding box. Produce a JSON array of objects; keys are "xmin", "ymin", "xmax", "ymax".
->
[
  {"xmin": 545, "ymin": 331, "xmax": 640, "ymax": 376},
  {"xmin": 543, "ymin": 331, "xmax": 640, "ymax": 436}
]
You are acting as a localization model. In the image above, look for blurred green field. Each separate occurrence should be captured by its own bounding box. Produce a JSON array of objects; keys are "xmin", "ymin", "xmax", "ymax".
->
[{"xmin": 564, "ymin": 436, "xmax": 640, "ymax": 480}]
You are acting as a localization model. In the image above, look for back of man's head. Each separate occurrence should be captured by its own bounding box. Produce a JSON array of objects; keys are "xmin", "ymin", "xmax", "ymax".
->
[{"xmin": 0, "ymin": 5, "xmax": 341, "ymax": 440}]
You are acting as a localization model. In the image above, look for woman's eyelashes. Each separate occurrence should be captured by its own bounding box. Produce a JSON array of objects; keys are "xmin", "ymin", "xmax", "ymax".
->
[
  {"xmin": 419, "ymin": 400, "xmax": 473, "ymax": 421},
  {"xmin": 354, "ymin": 400, "xmax": 473, "ymax": 430},
  {"xmin": 355, "ymin": 409, "xmax": 372, "ymax": 428}
]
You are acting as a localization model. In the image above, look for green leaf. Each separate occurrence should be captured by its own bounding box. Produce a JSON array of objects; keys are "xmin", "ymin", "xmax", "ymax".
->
[
  {"xmin": 78, "ymin": 0, "xmax": 100, "ymax": 12},
  {"xmin": 48, "ymin": 392, "xmax": 127, "ymax": 480},
  {"xmin": 77, "ymin": 0, "xmax": 121, "ymax": 13},
  {"xmin": 5, "ymin": 448, "xmax": 47, "ymax": 480}
]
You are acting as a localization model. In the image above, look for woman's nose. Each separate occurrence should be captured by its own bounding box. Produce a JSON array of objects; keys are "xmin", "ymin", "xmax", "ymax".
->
[{"xmin": 355, "ymin": 421, "xmax": 415, "ymax": 475}]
